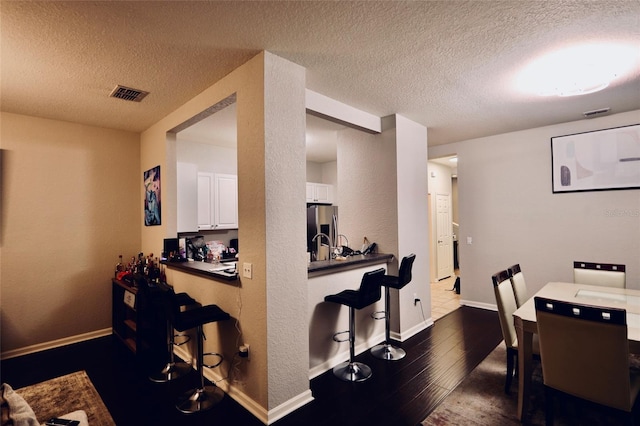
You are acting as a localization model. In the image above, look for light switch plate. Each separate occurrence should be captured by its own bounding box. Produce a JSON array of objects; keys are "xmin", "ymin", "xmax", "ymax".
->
[{"xmin": 243, "ymin": 262, "xmax": 252, "ymax": 279}]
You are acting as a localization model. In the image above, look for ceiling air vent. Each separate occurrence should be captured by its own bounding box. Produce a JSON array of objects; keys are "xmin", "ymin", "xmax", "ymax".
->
[
  {"xmin": 109, "ymin": 85, "xmax": 149, "ymax": 102},
  {"xmin": 583, "ymin": 107, "xmax": 610, "ymax": 118}
]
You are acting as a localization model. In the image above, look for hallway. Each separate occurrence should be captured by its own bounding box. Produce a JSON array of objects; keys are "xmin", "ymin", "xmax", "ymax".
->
[{"xmin": 431, "ymin": 273, "xmax": 460, "ymax": 321}]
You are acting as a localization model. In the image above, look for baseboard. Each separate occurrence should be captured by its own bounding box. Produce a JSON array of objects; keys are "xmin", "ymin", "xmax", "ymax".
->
[
  {"xmin": 461, "ymin": 299, "xmax": 497, "ymax": 311},
  {"xmin": 0, "ymin": 328, "xmax": 113, "ymax": 360},
  {"xmin": 174, "ymin": 345, "xmax": 314, "ymax": 424},
  {"xmin": 393, "ymin": 320, "xmax": 432, "ymax": 342},
  {"xmin": 266, "ymin": 389, "xmax": 314, "ymax": 424}
]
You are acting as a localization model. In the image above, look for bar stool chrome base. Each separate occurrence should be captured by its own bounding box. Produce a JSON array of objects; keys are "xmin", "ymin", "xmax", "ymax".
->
[
  {"xmin": 176, "ymin": 385, "xmax": 224, "ymax": 413},
  {"xmin": 370, "ymin": 342, "xmax": 406, "ymax": 361},
  {"xmin": 333, "ymin": 360, "xmax": 372, "ymax": 382},
  {"xmin": 149, "ymin": 361, "xmax": 193, "ymax": 383}
]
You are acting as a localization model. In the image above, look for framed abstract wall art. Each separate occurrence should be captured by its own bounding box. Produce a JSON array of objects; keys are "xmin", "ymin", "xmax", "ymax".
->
[
  {"xmin": 144, "ymin": 165, "xmax": 161, "ymax": 226},
  {"xmin": 551, "ymin": 124, "xmax": 640, "ymax": 193}
]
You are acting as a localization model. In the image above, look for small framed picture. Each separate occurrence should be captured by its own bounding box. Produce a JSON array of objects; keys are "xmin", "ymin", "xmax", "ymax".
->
[
  {"xmin": 144, "ymin": 165, "xmax": 161, "ymax": 225},
  {"xmin": 551, "ymin": 124, "xmax": 640, "ymax": 193}
]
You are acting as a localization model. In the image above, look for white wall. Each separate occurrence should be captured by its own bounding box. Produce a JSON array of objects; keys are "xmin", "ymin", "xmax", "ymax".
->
[
  {"xmin": 429, "ymin": 110, "xmax": 640, "ymax": 308},
  {"xmin": 393, "ymin": 114, "xmax": 430, "ymax": 338},
  {"xmin": 176, "ymin": 139, "xmax": 237, "ymax": 175}
]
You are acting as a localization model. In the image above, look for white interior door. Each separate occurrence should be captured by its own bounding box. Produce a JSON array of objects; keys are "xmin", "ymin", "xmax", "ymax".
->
[{"xmin": 436, "ymin": 193, "xmax": 453, "ymax": 280}]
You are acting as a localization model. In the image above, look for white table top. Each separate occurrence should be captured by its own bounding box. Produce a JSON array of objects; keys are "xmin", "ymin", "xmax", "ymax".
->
[{"xmin": 513, "ymin": 281, "xmax": 640, "ymax": 342}]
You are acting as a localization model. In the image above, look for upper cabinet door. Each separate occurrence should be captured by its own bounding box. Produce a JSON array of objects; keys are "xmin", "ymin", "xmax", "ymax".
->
[
  {"xmin": 306, "ymin": 182, "xmax": 333, "ymax": 204},
  {"xmin": 214, "ymin": 174, "xmax": 238, "ymax": 229},
  {"xmin": 177, "ymin": 162, "xmax": 198, "ymax": 232},
  {"xmin": 306, "ymin": 182, "xmax": 315, "ymax": 202},
  {"xmin": 314, "ymin": 183, "xmax": 331, "ymax": 203},
  {"xmin": 197, "ymin": 172, "xmax": 215, "ymax": 230}
]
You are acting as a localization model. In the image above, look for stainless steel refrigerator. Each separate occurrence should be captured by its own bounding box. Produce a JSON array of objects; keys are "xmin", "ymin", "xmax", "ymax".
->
[{"xmin": 306, "ymin": 205, "xmax": 338, "ymax": 261}]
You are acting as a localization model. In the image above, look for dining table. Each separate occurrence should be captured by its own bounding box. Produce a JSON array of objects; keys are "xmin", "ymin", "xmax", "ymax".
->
[{"xmin": 512, "ymin": 281, "xmax": 640, "ymax": 421}]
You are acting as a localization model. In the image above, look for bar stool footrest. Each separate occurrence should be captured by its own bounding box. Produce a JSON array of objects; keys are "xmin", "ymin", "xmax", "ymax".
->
[
  {"xmin": 332, "ymin": 330, "xmax": 349, "ymax": 343},
  {"xmin": 173, "ymin": 333, "xmax": 191, "ymax": 346},
  {"xmin": 202, "ymin": 352, "xmax": 223, "ymax": 369},
  {"xmin": 370, "ymin": 310, "xmax": 386, "ymax": 320}
]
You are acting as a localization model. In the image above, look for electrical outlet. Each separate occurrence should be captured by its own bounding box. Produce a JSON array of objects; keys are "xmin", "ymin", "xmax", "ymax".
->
[
  {"xmin": 413, "ymin": 293, "xmax": 420, "ymax": 306},
  {"xmin": 243, "ymin": 262, "xmax": 252, "ymax": 279},
  {"xmin": 239, "ymin": 343, "xmax": 250, "ymax": 359}
]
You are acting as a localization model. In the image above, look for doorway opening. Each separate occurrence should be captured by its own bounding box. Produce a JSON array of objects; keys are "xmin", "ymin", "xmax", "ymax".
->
[{"xmin": 428, "ymin": 156, "xmax": 460, "ymax": 321}]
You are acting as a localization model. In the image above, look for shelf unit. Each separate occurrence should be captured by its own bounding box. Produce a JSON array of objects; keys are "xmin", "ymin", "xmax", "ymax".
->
[{"xmin": 112, "ymin": 278, "xmax": 164, "ymax": 359}]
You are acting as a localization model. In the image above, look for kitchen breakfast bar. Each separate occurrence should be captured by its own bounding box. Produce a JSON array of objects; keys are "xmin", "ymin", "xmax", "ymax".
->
[{"xmin": 163, "ymin": 253, "xmax": 394, "ymax": 378}]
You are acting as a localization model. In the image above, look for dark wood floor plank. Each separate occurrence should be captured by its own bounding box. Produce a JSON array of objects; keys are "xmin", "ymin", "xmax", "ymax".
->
[{"xmin": 1, "ymin": 306, "xmax": 501, "ymax": 426}]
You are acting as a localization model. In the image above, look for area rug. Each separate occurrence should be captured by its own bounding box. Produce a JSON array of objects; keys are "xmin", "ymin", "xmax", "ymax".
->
[
  {"xmin": 421, "ymin": 342, "xmax": 635, "ymax": 425},
  {"xmin": 16, "ymin": 371, "xmax": 115, "ymax": 426}
]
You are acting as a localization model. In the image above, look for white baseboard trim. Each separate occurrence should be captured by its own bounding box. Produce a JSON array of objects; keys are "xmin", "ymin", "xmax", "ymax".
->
[
  {"xmin": 1, "ymin": 328, "xmax": 113, "ymax": 360},
  {"xmin": 266, "ymin": 389, "xmax": 314, "ymax": 424},
  {"xmin": 394, "ymin": 320, "xmax": 432, "ymax": 342},
  {"xmin": 174, "ymin": 345, "xmax": 314, "ymax": 425},
  {"xmin": 461, "ymin": 299, "xmax": 497, "ymax": 311}
]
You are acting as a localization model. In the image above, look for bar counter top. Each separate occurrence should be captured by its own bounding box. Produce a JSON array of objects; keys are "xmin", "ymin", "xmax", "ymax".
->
[
  {"xmin": 164, "ymin": 252, "xmax": 394, "ymax": 281},
  {"xmin": 307, "ymin": 253, "xmax": 394, "ymax": 277},
  {"xmin": 163, "ymin": 259, "xmax": 239, "ymax": 281}
]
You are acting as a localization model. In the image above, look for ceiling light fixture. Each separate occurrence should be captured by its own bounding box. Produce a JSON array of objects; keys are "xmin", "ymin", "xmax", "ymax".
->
[{"xmin": 516, "ymin": 43, "xmax": 638, "ymax": 97}]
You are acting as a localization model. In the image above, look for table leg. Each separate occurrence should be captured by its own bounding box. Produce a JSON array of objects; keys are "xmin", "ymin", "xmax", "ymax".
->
[{"xmin": 515, "ymin": 316, "xmax": 533, "ymax": 422}]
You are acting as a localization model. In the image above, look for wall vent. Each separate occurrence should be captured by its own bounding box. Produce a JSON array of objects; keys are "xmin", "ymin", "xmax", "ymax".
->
[
  {"xmin": 109, "ymin": 85, "xmax": 149, "ymax": 102},
  {"xmin": 583, "ymin": 107, "xmax": 610, "ymax": 118}
]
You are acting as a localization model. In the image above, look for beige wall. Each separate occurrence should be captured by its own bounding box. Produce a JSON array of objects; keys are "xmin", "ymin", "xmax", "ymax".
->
[
  {"xmin": 140, "ymin": 52, "xmax": 309, "ymax": 423},
  {"xmin": 429, "ymin": 109, "xmax": 640, "ymax": 308},
  {"xmin": 0, "ymin": 112, "xmax": 140, "ymax": 355}
]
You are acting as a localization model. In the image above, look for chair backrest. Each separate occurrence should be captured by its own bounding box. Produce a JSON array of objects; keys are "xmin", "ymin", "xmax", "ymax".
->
[
  {"xmin": 534, "ymin": 297, "xmax": 633, "ymax": 412},
  {"xmin": 357, "ymin": 268, "xmax": 385, "ymax": 308},
  {"xmin": 573, "ymin": 261, "xmax": 626, "ymax": 288},
  {"xmin": 397, "ymin": 254, "xmax": 416, "ymax": 288},
  {"xmin": 507, "ymin": 263, "xmax": 528, "ymax": 308},
  {"xmin": 491, "ymin": 269, "xmax": 518, "ymax": 349},
  {"xmin": 152, "ymin": 281, "xmax": 181, "ymax": 320}
]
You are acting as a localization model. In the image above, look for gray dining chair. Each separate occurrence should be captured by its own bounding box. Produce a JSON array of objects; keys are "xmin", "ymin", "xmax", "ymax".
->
[
  {"xmin": 535, "ymin": 296, "xmax": 640, "ymax": 425},
  {"xmin": 507, "ymin": 263, "xmax": 528, "ymax": 308},
  {"xmin": 573, "ymin": 261, "xmax": 626, "ymax": 288},
  {"xmin": 491, "ymin": 269, "xmax": 539, "ymax": 394}
]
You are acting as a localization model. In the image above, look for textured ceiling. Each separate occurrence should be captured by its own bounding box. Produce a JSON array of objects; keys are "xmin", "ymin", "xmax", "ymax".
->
[{"xmin": 1, "ymin": 1, "xmax": 639, "ymax": 147}]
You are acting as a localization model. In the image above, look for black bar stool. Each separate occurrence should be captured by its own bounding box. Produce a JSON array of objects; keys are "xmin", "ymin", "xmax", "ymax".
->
[
  {"xmin": 324, "ymin": 268, "xmax": 385, "ymax": 382},
  {"xmin": 161, "ymin": 286, "xmax": 231, "ymax": 413},
  {"xmin": 149, "ymin": 285, "xmax": 198, "ymax": 383},
  {"xmin": 371, "ymin": 254, "xmax": 416, "ymax": 361}
]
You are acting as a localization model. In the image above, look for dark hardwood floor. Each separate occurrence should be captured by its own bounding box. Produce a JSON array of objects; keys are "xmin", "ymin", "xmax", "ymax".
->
[{"xmin": 1, "ymin": 306, "xmax": 502, "ymax": 426}]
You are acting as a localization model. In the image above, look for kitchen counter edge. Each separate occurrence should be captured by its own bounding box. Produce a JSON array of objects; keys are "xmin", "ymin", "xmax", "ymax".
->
[
  {"xmin": 308, "ymin": 253, "xmax": 394, "ymax": 278},
  {"xmin": 163, "ymin": 259, "xmax": 239, "ymax": 282}
]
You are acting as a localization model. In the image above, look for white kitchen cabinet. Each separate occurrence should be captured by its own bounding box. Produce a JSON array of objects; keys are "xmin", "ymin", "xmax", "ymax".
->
[
  {"xmin": 197, "ymin": 172, "xmax": 215, "ymax": 230},
  {"xmin": 306, "ymin": 182, "xmax": 333, "ymax": 204},
  {"xmin": 196, "ymin": 172, "xmax": 238, "ymax": 230},
  {"xmin": 177, "ymin": 162, "xmax": 198, "ymax": 232},
  {"xmin": 214, "ymin": 173, "xmax": 238, "ymax": 229}
]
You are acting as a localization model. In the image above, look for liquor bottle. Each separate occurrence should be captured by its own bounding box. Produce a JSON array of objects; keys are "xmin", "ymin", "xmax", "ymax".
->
[{"xmin": 115, "ymin": 255, "xmax": 123, "ymax": 278}]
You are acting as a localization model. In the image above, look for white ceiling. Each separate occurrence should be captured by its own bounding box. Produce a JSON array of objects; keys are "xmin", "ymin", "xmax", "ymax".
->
[{"xmin": 2, "ymin": 1, "xmax": 639, "ymax": 150}]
